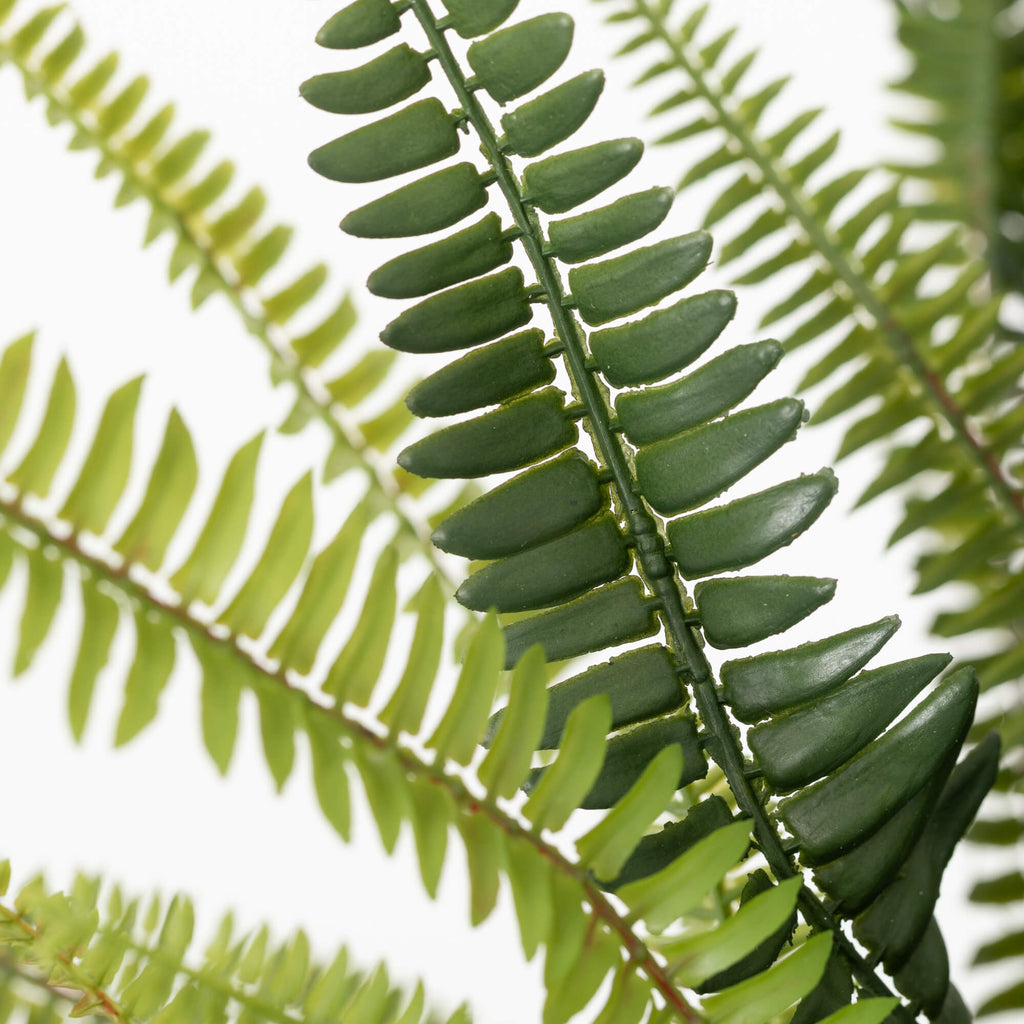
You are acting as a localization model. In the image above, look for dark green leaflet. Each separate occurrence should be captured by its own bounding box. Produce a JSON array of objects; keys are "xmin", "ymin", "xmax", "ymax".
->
[
  {"xmin": 300, "ymin": 45, "xmax": 431, "ymax": 114},
  {"xmin": 307, "ymin": 2, "xmax": 994, "ymax": 1016}
]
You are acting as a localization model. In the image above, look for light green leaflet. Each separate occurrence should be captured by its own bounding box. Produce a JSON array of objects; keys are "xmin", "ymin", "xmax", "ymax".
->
[
  {"xmin": 169, "ymin": 432, "xmax": 263, "ymax": 605},
  {"xmin": 68, "ymin": 582, "xmax": 119, "ymax": 740},
  {"xmin": 427, "ymin": 610, "xmax": 503, "ymax": 766},
  {"xmin": 59, "ymin": 376, "xmax": 142, "ymax": 535},
  {"xmin": 618, "ymin": 819, "xmax": 752, "ymax": 931},
  {"xmin": 523, "ymin": 694, "xmax": 612, "ymax": 833},
  {"xmin": 220, "ymin": 470, "xmax": 314, "ymax": 638},
  {"xmin": 115, "ymin": 607, "xmax": 176, "ymax": 746},
  {"xmin": 114, "ymin": 409, "xmax": 197, "ymax": 570},
  {"xmin": 479, "ymin": 645, "xmax": 549, "ymax": 799},
  {"xmin": 576, "ymin": 744, "xmax": 684, "ymax": 880},
  {"xmin": 0, "ymin": 332, "xmax": 33, "ymax": 455},
  {"xmin": 269, "ymin": 496, "xmax": 371, "ymax": 673},
  {"xmin": 8, "ymin": 357, "xmax": 75, "ymax": 498}
]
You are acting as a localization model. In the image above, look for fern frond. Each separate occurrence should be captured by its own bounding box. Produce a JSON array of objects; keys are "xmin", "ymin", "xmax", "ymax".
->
[
  {"xmin": 890, "ymin": 0, "xmax": 1024, "ymax": 296},
  {"xmin": 304, "ymin": 1, "xmax": 998, "ymax": 1018},
  {"xmin": 0, "ymin": 863, "xmax": 466, "ymax": 1024},
  {"xmin": 0, "ymin": 0, "xmax": 465, "ymax": 591}
]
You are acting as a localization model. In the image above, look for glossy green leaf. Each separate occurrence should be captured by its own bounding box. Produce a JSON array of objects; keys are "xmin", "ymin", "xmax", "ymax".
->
[
  {"xmin": 432, "ymin": 452, "xmax": 602, "ymax": 559},
  {"xmin": 697, "ymin": 575, "xmax": 836, "ymax": 649},
  {"xmin": 617, "ymin": 340, "xmax": 782, "ymax": 446},
  {"xmin": 428, "ymin": 611, "xmax": 504, "ymax": 766},
  {"xmin": 304, "ymin": 710, "xmax": 351, "ymax": 840},
  {"xmin": 780, "ymin": 667, "xmax": 978, "ymax": 863},
  {"xmin": 576, "ymin": 745, "xmax": 683, "ymax": 881},
  {"xmin": 322, "ymin": 546, "xmax": 398, "ymax": 706},
  {"xmin": 301, "ymin": 45, "xmax": 430, "ymax": 114},
  {"xmin": 702, "ymin": 933, "xmax": 832, "ymax": 1024},
  {"xmin": 457, "ymin": 512, "xmax": 628, "ymax": 613},
  {"xmin": 720, "ymin": 616, "xmax": 900, "ymax": 722},
  {"xmin": 514, "ymin": 644, "xmax": 681, "ymax": 749},
  {"xmin": 220, "ymin": 472, "xmax": 314, "ymax": 638},
  {"xmin": 523, "ymin": 695, "xmax": 612, "ymax": 833},
  {"xmin": 891, "ymin": 918, "xmax": 949, "ymax": 1017},
  {"xmin": 669, "ymin": 470, "xmax": 837, "ymax": 578},
  {"xmin": 114, "ymin": 409, "xmax": 197, "ymax": 571},
  {"xmin": 440, "ymin": 0, "xmax": 518, "ymax": 38},
  {"xmin": 368, "ymin": 213, "xmax": 512, "ymax": 299},
  {"xmin": 0, "ymin": 333, "xmax": 33, "ymax": 456},
  {"xmin": 269, "ymin": 499, "xmax": 370, "ymax": 674},
  {"xmin": 591, "ymin": 289, "xmax": 737, "ymax": 387},
  {"xmin": 381, "ymin": 267, "xmax": 532, "ymax": 354},
  {"xmin": 575, "ymin": 713, "xmax": 705, "ymax": 809},
  {"xmin": 409, "ymin": 776, "xmax": 454, "ymax": 897},
  {"xmin": 115, "ymin": 609, "xmax": 176, "ymax": 745},
  {"xmin": 14, "ymin": 546, "xmax": 62, "ymax": 676},
  {"xmin": 353, "ymin": 744, "xmax": 409, "ymax": 853},
  {"xmin": 406, "ymin": 329, "xmax": 555, "ymax": 417},
  {"xmin": 854, "ymin": 730, "xmax": 1000, "ymax": 969},
  {"xmin": 169, "ymin": 432, "xmax": 262, "ymax": 606},
  {"xmin": 570, "ymin": 232, "xmax": 711, "ymax": 326},
  {"xmin": 341, "ymin": 162, "xmax": 488, "ymax": 238},
  {"xmin": 504, "ymin": 834, "xmax": 553, "ymax": 960},
  {"xmin": 457, "ymin": 809, "xmax": 505, "ymax": 925},
  {"xmin": 59, "ymin": 377, "xmax": 142, "ymax": 535},
  {"xmin": 502, "ymin": 578, "xmax": 657, "ymax": 668},
  {"xmin": 255, "ymin": 681, "xmax": 297, "ymax": 792},
  {"xmin": 617, "ymin": 820, "xmax": 751, "ymax": 932},
  {"xmin": 549, "ymin": 187, "xmax": 673, "ymax": 265},
  {"xmin": 399, "ymin": 388, "xmax": 574, "ymax": 479},
  {"xmin": 467, "ymin": 14, "xmax": 572, "ymax": 104},
  {"xmin": 192, "ymin": 637, "xmax": 245, "ymax": 775},
  {"xmin": 8, "ymin": 357, "xmax": 75, "ymax": 498},
  {"xmin": 68, "ymin": 583, "xmax": 119, "ymax": 741},
  {"xmin": 750, "ymin": 653, "xmax": 950, "ymax": 790},
  {"xmin": 664, "ymin": 876, "xmax": 802, "ymax": 987},
  {"xmin": 502, "ymin": 70, "xmax": 605, "ymax": 157},
  {"xmin": 315, "ymin": 0, "xmax": 401, "ymax": 49},
  {"xmin": 309, "ymin": 99, "xmax": 459, "ymax": 183},
  {"xmin": 635, "ymin": 399, "xmax": 805, "ymax": 516},
  {"xmin": 378, "ymin": 575, "xmax": 445, "ymax": 736},
  {"xmin": 522, "ymin": 138, "xmax": 643, "ymax": 214},
  {"xmin": 479, "ymin": 645, "xmax": 548, "ymax": 799}
]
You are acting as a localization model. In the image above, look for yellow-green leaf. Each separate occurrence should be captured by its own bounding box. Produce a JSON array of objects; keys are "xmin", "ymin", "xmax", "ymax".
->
[
  {"xmin": 170, "ymin": 432, "xmax": 262, "ymax": 605},
  {"xmin": 524, "ymin": 694, "xmax": 611, "ymax": 833},
  {"xmin": 68, "ymin": 583, "xmax": 119, "ymax": 741},
  {"xmin": 323, "ymin": 545, "xmax": 398, "ymax": 706},
  {"xmin": 115, "ymin": 609, "xmax": 176, "ymax": 745},
  {"xmin": 9, "ymin": 357, "xmax": 75, "ymax": 498},
  {"xmin": 15, "ymin": 546, "xmax": 63, "ymax": 676},
  {"xmin": 457, "ymin": 810, "xmax": 506, "ymax": 926},
  {"xmin": 576, "ymin": 744, "xmax": 684, "ymax": 881},
  {"xmin": 114, "ymin": 409, "xmax": 197, "ymax": 570},
  {"xmin": 479, "ymin": 644, "xmax": 548, "ymax": 799},
  {"xmin": 427, "ymin": 611, "xmax": 504, "ymax": 766},
  {"xmin": 505, "ymin": 833, "xmax": 553, "ymax": 960},
  {"xmin": 269, "ymin": 499, "xmax": 370, "ymax": 674},
  {"xmin": 60, "ymin": 376, "xmax": 142, "ymax": 534},
  {"xmin": 220, "ymin": 471, "xmax": 314, "ymax": 638},
  {"xmin": 0, "ymin": 333, "xmax": 34, "ymax": 456}
]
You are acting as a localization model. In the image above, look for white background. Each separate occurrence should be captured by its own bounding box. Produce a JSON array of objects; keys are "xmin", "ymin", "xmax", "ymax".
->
[{"xmin": 0, "ymin": 0, "xmax": 1016, "ymax": 1020}]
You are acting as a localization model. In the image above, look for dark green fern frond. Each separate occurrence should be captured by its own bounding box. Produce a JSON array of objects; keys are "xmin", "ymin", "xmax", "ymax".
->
[
  {"xmin": 890, "ymin": 0, "xmax": 1024, "ymax": 296},
  {"xmin": 0, "ymin": 0, "xmax": 472, "ymax": 590},
  {"xmin": 0, "ymin": 862, "xmax": 468, "ymax": 1024},
  {"xmin": 305, "ymin": 1, "xmax": 999, "ymax": 1018}
]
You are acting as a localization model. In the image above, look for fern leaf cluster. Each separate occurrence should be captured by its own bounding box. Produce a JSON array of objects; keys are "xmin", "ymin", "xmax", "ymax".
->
[
  {"xmin": 304, "ymin": 0, "xmax": 1002, "ymax": 1018},
  {"xmin": 0, "ymin": 863, "xmax": 466, "ymax": 1024}
]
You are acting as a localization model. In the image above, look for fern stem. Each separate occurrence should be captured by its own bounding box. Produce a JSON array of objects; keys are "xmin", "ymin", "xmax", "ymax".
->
[
  {"xmin": 0, "ymin": 908, "xmax": 131, "ymax": 1023},
  {"xmin": 0, "ymin": 36, "xmax": 457, "ymax": 593},
  {"xmin": 627, "ymin": 0, "xmax": 1024, "ymax": 531},
  {"xmin": 409, "ymin": 0, "xmax": 895, "ymax": 1000},
  {"xmin": 0, "ymin": 496, "xmax": 703, "ymax": 1022}
]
